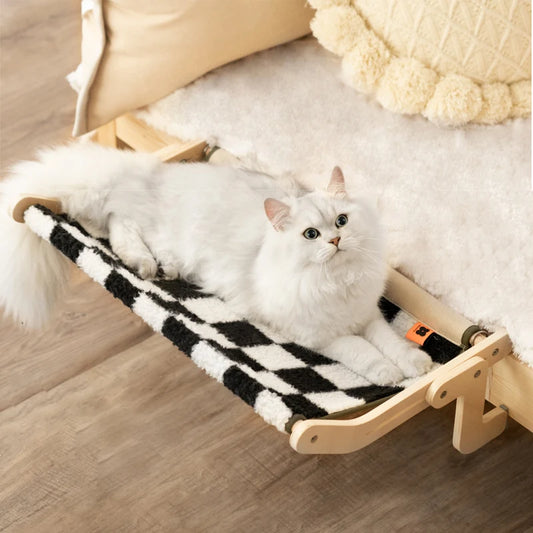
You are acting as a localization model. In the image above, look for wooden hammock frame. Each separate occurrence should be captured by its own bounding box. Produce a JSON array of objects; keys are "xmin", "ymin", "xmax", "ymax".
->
[{"xmin": 11, "ymin": 113, "xmax": 533, "ymax": 454}]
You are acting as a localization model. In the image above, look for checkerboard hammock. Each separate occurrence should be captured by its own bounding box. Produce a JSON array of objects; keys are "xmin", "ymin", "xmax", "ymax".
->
[{"xmin": 25, "ymin": 204, "xmax": 462, "ymax": 433}]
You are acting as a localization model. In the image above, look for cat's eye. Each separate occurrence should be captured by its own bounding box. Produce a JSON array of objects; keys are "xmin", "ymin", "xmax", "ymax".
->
[
  {"xmin": 335, "ymin": 214, "xmax": 348, "ymax": 228},
  {"xmin": 303, "ymin": 228, "xmax": 320, "ymax": 240}
]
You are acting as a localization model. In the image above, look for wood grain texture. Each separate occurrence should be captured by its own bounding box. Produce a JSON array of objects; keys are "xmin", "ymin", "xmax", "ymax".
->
[
  {"xmin": 0, "ymin": 269, "xmax": 153, "ymax": 411},
  {"xmin": 1, "ymin": 335, "xmax": 532, "ymax": 533},
  {"xmin": 489, "ymin": 355, "xmax": 533, "ymax": 432},
  {"xmin": 0, "ymin": 0, "xmax": 79, "ymax": 173},
  {"xmin": 1, "ymin": 1, "xmax": 532, "ymax": 532}
]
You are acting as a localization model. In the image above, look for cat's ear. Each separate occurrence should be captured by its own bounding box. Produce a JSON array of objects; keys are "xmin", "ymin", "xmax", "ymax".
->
[
  {"xmin": 327, "ymin": 166, "xmax": 346, "ymax": 197},
  {"xmin": 264, "ymin": 198, "xmax": 291, "ymax": 231}
]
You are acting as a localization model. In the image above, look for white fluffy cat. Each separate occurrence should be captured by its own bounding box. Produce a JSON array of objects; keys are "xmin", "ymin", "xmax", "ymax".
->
[{"xmin": 0, "ymin": 143, "xmax": 432, "ymax": 384}]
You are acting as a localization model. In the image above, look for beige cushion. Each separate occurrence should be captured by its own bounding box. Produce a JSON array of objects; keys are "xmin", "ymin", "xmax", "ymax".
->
[
  {"xmin": 354, "ymin": 0, "xmax": 530, "ymax": 84},
  {"xmin": 71, "ymin": 0, "xmax": 313, "ymax": 135}
]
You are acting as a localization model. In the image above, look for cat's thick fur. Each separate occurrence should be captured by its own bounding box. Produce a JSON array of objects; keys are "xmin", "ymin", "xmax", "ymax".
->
[{"xmin": 0, "ymin": 143, "xmax": 432, "ymax": 384}]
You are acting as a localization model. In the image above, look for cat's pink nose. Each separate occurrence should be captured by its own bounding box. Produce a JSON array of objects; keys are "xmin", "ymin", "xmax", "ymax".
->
[{"xmin": 329, "ymin": 236, "xmax": 340, "ymax": 247}]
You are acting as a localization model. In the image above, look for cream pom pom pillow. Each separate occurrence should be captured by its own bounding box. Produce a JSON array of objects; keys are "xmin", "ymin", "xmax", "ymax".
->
[{"xmin": 310, "ymin": 0, "xmax": 531, "ymax": 126}]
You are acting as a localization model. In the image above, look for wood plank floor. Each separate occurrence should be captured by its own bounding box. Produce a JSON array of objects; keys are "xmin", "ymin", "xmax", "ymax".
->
[{"xmin": 1, "ymin": 2, "xmax": 532, "ymax": 531}]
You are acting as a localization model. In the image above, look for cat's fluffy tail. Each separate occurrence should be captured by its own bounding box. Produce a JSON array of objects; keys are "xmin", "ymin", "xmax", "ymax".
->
[
  {"xmin": 0, "ymin": 142, "xmax": 162, "ymax": 328},
  {"xmin": 0, "ymin": 210, "xmax": 72, "ymax": 329}
]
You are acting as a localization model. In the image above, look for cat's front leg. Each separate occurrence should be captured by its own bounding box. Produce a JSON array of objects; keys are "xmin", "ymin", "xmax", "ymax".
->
[
  {"xmin": 363, "ymin": 316, "xmax": 434, "ymax": 378},
  {"xmin": 322, "ymin": 335, "xmax": 404, "ymax": 385},
  {"xmin": 77, "ymin": 217, "xmax": 109, "ymax": 239},
  {"xmin": 109, "ymin": 215, "xmax": 158, "ymax": 279}
]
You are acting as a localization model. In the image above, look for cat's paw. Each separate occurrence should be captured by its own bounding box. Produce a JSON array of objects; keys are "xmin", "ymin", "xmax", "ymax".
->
[
  {"xmin": 366, "ymin": 361, "xmax": 404, "ymax": 386},
  {"xmin": 160, "ymin": 262, "xmax": 180, "ymax": 280},
  {"xmin": 398, "ymin": 347, "xmax": 434, "ymax": 378},
  {"xmin": 137, "ymin": 257, "xmax": 158, "ymax": 279},
  {"xmin": 155, "ymin": 251, "xmax": 179, "ymax": 280},
  {"xmin": 121, "ymin": 253, "xmax": 158, "ymax": 279}
]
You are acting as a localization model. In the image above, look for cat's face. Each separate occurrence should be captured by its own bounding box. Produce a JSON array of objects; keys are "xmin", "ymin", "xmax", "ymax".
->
[
  {"xmin": 264, "ymin": 167, "xmax": 384, "ymax": 271},
  {"xmin": 286, "ymin": 192, "xmax": 381, "ymax": 266}
]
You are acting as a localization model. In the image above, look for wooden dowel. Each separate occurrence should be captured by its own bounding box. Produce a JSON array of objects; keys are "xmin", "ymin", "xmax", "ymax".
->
[{"xmin": 385, "ymin": 267, "xmax": 475, "ymax": 347}]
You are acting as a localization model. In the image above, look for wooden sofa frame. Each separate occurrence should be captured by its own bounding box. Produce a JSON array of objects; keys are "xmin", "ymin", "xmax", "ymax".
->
[{"xmin": 13, "ymin": 113, "xmax": 533, "ymax": 454}]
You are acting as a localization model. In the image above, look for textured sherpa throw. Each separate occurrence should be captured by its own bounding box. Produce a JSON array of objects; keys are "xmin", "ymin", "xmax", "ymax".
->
[
  {"xmin": 137, "ymin": 36, "xmax": 532, "ymax": 367},
  {"xmin": 25, "ymin": 205, "xmax": 461, "ymax": 432}
]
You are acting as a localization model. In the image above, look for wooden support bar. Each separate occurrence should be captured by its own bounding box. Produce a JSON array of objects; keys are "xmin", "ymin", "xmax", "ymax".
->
[
  {"xmin": 11, "ymin": 196, "xmax": 62, "ymax": 223},
  {"xmin": 152, "ymin": 141, "xmax": 207, "ymax": 163},
  {"xmin": 94, "ymin": 120, "xmax": 117, "ymax": 147},
  {"xmin": 289, "ymin": 330, "xmax": 512, "ymax": 454},
  {"xmin": 115, "ymin": 114, "xmax": 176, "ymax": 152},
  {"xmin": 114, "ymin": 113, "xmax": 205, "ymax": 162}
]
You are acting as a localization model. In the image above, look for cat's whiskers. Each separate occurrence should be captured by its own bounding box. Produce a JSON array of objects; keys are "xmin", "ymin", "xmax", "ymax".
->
[
  {"xmin": 356, "ymin": 246, "xmax": 381, "ymax": 263},
  {"xmin": 315, "ymin": 245, "xmax": 337, "ymax": 264},
  {"xmin": 352, "ymin": 245, "xmax": 382, "ymax": 268},
  {"xmin": 318, "ymin": 260, "xmax": 343, "ymax": 294}
]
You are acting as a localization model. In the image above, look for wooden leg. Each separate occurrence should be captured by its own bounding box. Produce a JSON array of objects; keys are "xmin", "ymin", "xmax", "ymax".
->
[
  {"xmin": 426, "ymin": 351, "xmax": 508, "ymax": 454},
  {"xmin": 94, "ymin": 120, "xmax": 117, "ymax": 147}
]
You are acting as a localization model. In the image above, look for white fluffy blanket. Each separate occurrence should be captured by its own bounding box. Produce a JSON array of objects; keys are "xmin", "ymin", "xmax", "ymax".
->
[{"xmin": 138, "ymin": 37, "xmax": 533, "ymax": 366}]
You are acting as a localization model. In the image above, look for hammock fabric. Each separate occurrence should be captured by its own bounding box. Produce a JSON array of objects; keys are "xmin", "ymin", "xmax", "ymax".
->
[{"xmin": 25, "ymin": 205, "xmax": 462, "ymax": 432}]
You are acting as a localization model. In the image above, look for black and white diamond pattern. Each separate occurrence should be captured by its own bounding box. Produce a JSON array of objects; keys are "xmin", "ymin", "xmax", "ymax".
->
[{"xmin": 24, "ymin": 205, "xmax": 462, "ymax": 432}]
